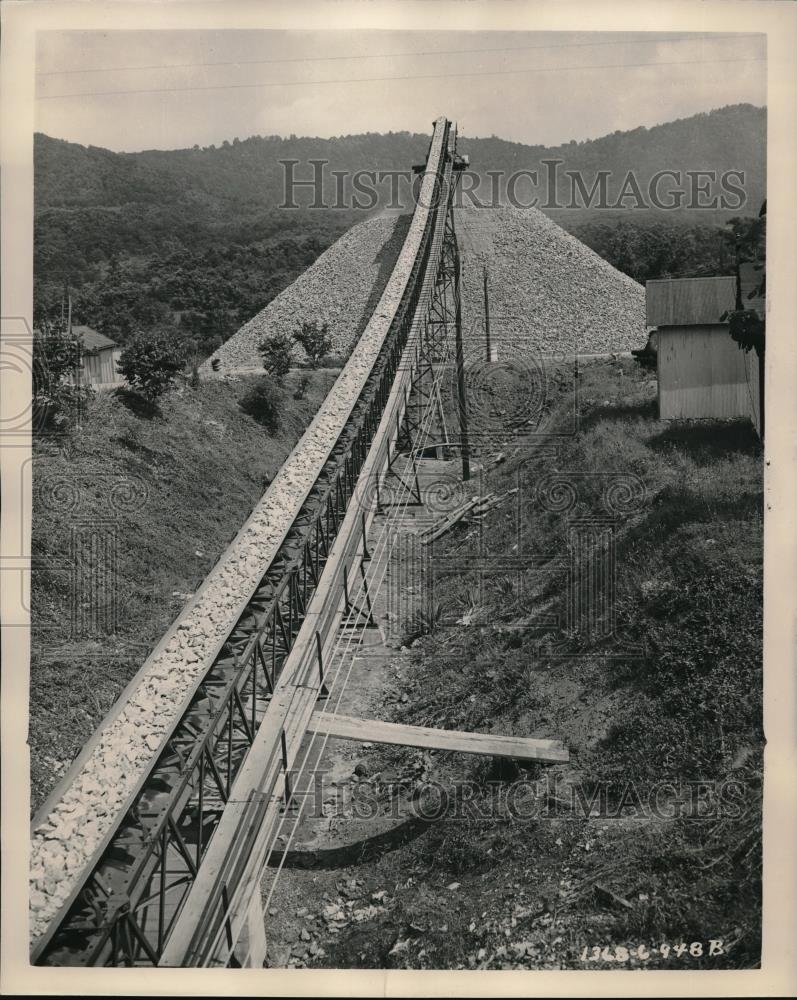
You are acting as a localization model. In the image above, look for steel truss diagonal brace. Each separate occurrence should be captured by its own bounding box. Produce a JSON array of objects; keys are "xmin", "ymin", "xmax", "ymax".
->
[{"xmin": 392, "ymin": 199, "xmax": 461, "ymax": 469}]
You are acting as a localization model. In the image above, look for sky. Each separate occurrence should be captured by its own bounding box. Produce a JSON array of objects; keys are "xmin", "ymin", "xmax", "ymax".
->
[{"xmin": 35, "ymin": 29, "xmax": 767, "ymax": 151}]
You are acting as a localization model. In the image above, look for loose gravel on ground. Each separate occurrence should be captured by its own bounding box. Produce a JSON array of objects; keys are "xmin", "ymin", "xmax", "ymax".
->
[{"xmin": 457, "ymin": 206, "xmax": 646, "ymax": 359}]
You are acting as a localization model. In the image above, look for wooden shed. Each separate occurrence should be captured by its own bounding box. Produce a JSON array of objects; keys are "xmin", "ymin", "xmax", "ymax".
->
[
  {"xmin": 73, "ymin": 326, "xmax": 123, "ymax": 387},
  {"xmin": 647, "ymin": 276, "xmax": 762, "ymax": 434}
]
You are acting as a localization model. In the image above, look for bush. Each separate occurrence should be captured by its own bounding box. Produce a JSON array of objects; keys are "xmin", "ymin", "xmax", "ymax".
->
[
  {"xmin": 117, "ymin": 333, "xmax": 184, "ymax": 400},
  {"xmin": 238, "ymin": 376, "xmax": 283, "ymax": 433},
  {"xmin": 293, "ymin": 319, "xmax": 332, "ymax": 368},
  {"xmin": 258, "ymin": 332, "xmax": 294, "ymax": 382},
  {"xmin": 32, "ymin": 323, "xmax": 92, "ymax": 432},
  {"xmin": 293, "ymin": 374, "xmax": 310, "ymax": 400}
]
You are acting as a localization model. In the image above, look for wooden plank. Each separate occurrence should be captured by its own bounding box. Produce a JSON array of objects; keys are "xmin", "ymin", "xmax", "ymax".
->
[
  {"xmin": 472, "ymin": 487, "xmax": 518, "ymax": 519},
  {"xmin": 308, "ymin": 711, "xmax": 569, "ymax": 763},
  {"xmin": 420, "ymin": 496, "xmax": 478, "ymax": 545},
  {"xmin": 233, "ymin": 884, "xmax": 267, "ymax": 967}
]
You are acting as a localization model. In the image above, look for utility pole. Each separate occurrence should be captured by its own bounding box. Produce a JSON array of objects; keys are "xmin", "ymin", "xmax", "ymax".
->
[{"xmin": 483, "ymin": 266, "xmax": 491, "ymax": 363}]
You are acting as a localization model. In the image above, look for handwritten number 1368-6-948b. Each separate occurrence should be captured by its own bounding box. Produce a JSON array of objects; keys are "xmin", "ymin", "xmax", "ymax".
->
[{"xmin": 580, "ymin": 941, "xmax": 726, "ymax": 963}]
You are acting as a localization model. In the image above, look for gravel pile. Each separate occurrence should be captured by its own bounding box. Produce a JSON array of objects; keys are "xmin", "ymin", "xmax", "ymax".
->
[
  {"xmin": 457, "ymin": 206, "xmax": 646, "ymax": 358},
  {"xmin": 202, "ymin": 214, "xmax": 410, "ymax": 371},
  {"xmin": 30, "ymin": 118, "xmax": 449, "ymax": 948}
]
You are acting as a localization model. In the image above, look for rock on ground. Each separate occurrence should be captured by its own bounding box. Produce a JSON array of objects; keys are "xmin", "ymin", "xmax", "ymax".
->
[
  {"xmin": 211, "ymin": 205, "xmax": 645, "ymax": 375},
  {"xmin": 203, "ymin": 213, "xmax": 410, "ymax": 371},
  {"xmin": 456, "ymin": 206, "xmax": 646, "ymax": 360}
]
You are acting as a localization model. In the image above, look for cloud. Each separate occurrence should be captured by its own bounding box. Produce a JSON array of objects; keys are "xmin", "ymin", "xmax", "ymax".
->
[{"xmin": 36, "ymin": 29, "xmax": 766, "ymax": 151}]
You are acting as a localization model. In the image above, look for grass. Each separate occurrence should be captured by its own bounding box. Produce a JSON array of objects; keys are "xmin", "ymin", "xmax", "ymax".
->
[
  {"xmin": 311, "ymin": 356, "xmax": 763, "ymax": 970},
  {"xmin": 29, "ymin": 355, "xmax": 763, "ymax": 968},
  {"xmin": 29, "ymin": 369, "xmax": 336, "ymax": 813}
]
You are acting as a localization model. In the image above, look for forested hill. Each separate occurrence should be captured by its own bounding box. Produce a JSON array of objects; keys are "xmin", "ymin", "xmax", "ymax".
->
[
  {"xmin": 34, "ymin": 103, "xmax": 765, "ymax": 356},
  {"xmin": 36, "ymin": 103, "xmax": 764, "ymax": 213},
  {"xmin": 466, "ymin": 103, "xmax": 765, "ymax": 213}
]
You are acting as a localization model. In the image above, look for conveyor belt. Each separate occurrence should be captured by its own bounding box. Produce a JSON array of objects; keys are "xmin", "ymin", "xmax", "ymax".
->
[{"xmin": 30, "ymin": 117, "xmax": 457, "ymax": 967}]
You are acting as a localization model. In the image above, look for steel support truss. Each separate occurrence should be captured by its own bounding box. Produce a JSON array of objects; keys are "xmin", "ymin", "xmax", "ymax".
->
[{"xmin": 389, "ymin": 189, "xmax": 463, "ymax": 499}]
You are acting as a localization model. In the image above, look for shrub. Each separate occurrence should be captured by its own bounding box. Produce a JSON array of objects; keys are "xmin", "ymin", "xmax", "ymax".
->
[
  {"xmin": 293, "ymin": 374, "xmax": 310, "ymax": 400},
  {"xmin": 239, "ymin": 376, "xmax": 283, "ymax": 433},
  {"xmin": 258, "ymin": 332, "xmax": 294, "ymax": 382},
  {"xmin": 117, "ymin": 333, "xmax": 184, "ymax": 400},
  {"xmin": 727, "ymin": 309, "xmax": 764, "ymax": 356},
  {"xmin": 32, "ymin": 322, "xmax": 92, "ymax": 432},
  {"xmin": 293, "ymin": 319, "xmax": 332, "ymax": 368}
]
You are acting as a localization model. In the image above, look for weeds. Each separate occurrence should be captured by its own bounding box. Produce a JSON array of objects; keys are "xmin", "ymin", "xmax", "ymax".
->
[
  {"xmin": 400, "ymin": 600, "xmax": 446, "ymax": 644},
  {"xmin": 373, "ymin": 358, "xmax": 763, "ymax": 968}
]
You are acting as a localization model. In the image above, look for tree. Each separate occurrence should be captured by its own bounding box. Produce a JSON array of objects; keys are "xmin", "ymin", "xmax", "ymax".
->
[
  {"xmin": 722, "ymin": 214, "xmax": 766, "ymax": 272},
  {"xmin": 117, "ymin": 333, "xmax": 184, "ymax": 400},
  {"xmin": 727, "ymin": 305, "xmax": 764, "ymax": 355},
  {"xmin": 723, "ymin": 202, "xmax": 766, "ymax": 438},
  {"xmin": 258, "ymin": 332, "xmax": 293, "ymax": 382},
  {"xmin": 293, "ymin": 318, "xmax": 332, "ymax": 368},
  {"xmin": 723, "ymin": 205, "xmax": 765, "ymax": 353}
]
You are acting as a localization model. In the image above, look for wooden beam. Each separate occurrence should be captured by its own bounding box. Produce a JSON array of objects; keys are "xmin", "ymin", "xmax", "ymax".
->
[
  {"xmin": 308, "ymin": 711, "xmax": 569, "ymax": 763},
  {"xmin": 419, "ymin": 496, "xmax": 478, "ymax": 545}
]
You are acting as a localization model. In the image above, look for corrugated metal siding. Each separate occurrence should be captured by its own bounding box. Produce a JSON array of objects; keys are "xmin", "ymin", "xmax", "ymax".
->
[
  {"xmin": 657, "ymin": 324, "xmax": 760, "ymax": 427},
  {"xmin": 81, "ymin": 346, "xmax": 123, "ymax": 386},
  {"xmin": 647, "ymin": 277, "xmax": 736, "ymax": 327}
]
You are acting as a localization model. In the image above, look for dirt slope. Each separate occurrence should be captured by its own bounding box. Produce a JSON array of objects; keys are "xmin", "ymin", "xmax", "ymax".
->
[
  {"xmin": 29, "ymin": 372, "xmax": 336, "ymax": 812},
  {"xmin": 263, "ymin": 359, "xmax": 763, "ymax": 971}
]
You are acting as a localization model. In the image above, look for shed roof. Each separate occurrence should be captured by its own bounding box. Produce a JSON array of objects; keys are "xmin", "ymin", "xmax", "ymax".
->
[
  {"xmin": 647, "ymin": 267, "xmax": 766, "ymax": 328},
  {"xmin": 72, "ymin": 326, "xmax": 118, "ymax": 353},
  {"xmin": 646, "ymin": 277, "xmax": 736, "ymax": 327}
]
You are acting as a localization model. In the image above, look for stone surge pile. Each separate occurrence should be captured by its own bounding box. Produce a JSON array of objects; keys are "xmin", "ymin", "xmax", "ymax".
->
[
  {"xmin": 457, "ymin": 206, "xmax": 646, "ymax": 357},
  {"xmin": 29, "ymin": 119, "xmax": 449, "ymax": 948},
  {"xmin": 203, "ymin": 215, "xmax": 409, "ymax": 371}
]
